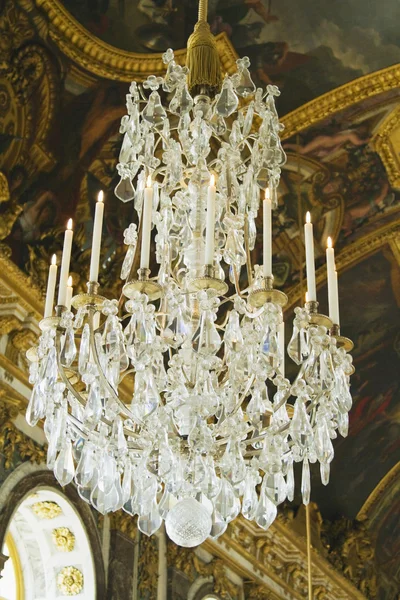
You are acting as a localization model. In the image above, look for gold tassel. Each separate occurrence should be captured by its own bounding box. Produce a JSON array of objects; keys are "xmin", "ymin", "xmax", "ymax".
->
[{"xmin": 186, "ymin": 20, "xmax": 222, "ymax": 92}]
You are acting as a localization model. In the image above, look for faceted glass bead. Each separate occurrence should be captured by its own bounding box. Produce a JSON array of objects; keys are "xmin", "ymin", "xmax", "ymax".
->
[{"xmin": 165, "ymin": 498, "xmax": 212, "ymax": 547}]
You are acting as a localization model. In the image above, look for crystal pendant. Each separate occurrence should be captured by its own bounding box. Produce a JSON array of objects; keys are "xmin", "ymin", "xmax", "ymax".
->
[
  {"xmin": 98, "ymin": 453, "xmax": 117, "ymax": 495},
  {"xmin": 215, "ymin": 79, "xmax": 239, "ymax": 117},
  {"xmin": 260, "ymin": 327, "xmax": 280, "ymax": 369},
  {"xmin": 320, "ymin": 461, "xmax": 330, "ymax": 486},
  {"xmin": 75, "ymin": 443, "xmax": 96, "ymax": 487},
  {"xmin": 83, "ymin": 382, "xmax": 102, "ymax": 427},
  {"xmin": 265, "ymin": 471, "xmax": 287, "ymax": 505},
  {"xmin": 288, "ymin": 324, "xmax": 309, "ymax": 365},
  {"xmin": 315, "ymin": 421, "xmax": 334, "ymax": 464},
  {"xmin": 54, "ymin": 439, "xmax": 75, "ymax": 486},
  {"xmin": 301, "ymin": 458, "xmax": 311, "ymax": 505},
  {"xmin": 290, "ymin": 400, "xmax": 313, "ymax": 449},
  {"xmin": 255, "ymin": 493, "xmax": 277, "ymax": 530},
  {"xmin": 119, "ymin": 133, "xmax": 135, "ymax": 163},
  {"xmin": 214, "ymin": 479, "xmax": 240, "ymax": 523},
  {"xmin": 142, "ymin": 92, "xmax": 167, "ymax": 125},
  {"xmin": 162, "ymin": 306, "xmax": 188, "ymax": 348},
  {"xmin": 115, "ymin": 177, "xmax": 135, "ymax": 202},
  {"xmin": 39, "ymin": 347, "xmax": 57, "ymax": 393},
  {"xmin": 235, "ymin": 67, "xmax": 256, "ymax": 97},
  {"xmin": 209, "ymin": 510, "xmax": 228, "ymax": 539},
  {"xmin": 121, "ymin": 245, "xmax": 135, "ymax": 279},
  {"xmin": 60, "ymin": 327, "xmax": 77, "ymax": 367},
  {"xmin": 286, "ymin": 460, "xmax": 295, "ymax": 502},
  {"xmin": 242, "ymin": 472, "xmax": 259, "ymax": 520},
  {"xmin": 223, "ymin": 228, "xmax": 246, "ymax": 268},
  {"xmin": 79, "ymin": 324, "xmax": 90, "ymax": 375},
  {"xmin": 26, "ymin": 386, "xmax": 46, "ymax": 426},
  {"xmin": 131, "ymin": 370, "xmax": 160, "ymax": 422},
  {"xmin": 138, "ymin": 500, "xmax": 163, "ymax": 536},
  {"xmin": 194, "ymin": 311, "xmax": 221, "ymax": 355}
]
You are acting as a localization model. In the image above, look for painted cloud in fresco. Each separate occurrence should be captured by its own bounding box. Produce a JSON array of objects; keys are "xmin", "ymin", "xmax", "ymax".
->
[{"xmin": 243, "ymin": 0, "xmax": 400, "ymax": 73}]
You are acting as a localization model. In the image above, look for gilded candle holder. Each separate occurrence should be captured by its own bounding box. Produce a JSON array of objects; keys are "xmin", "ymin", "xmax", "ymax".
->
[
  {"xmin": 330, "ymin": 323, "xmax": 354, "ymax": 352},
  {"xmin": 248, "ymin": 275, "xmax": 288, "ymax": 308},
  {"xmin": 123, "ymin": 268, "xmax": 163, "ymax": 301},
  {"xmin": 305, "ymin": 300, "xmax": 332, "ymax": 329},
  {"xmin": 71, "ymin": 281, "xmax": 107, "ymax": 310},
  {"xmin": 187, "ymin": 264, "xmax": 229, "ymax": 296}
]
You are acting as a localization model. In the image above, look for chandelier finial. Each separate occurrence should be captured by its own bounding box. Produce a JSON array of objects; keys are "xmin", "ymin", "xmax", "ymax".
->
[{"xmin": 186, "ymin": 0, "xmax": 222, "ymax": 92}]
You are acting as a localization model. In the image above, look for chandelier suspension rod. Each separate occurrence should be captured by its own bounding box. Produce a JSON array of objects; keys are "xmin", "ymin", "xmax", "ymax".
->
[{"xmin": 198, "ymin": 0, "xmax": 208, "ymax": 22}]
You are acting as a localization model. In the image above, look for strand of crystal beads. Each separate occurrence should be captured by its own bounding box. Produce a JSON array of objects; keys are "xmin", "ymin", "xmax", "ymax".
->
[{"xmin": 27, "ymin": 50, "xmax": 353, "ymax": 548}]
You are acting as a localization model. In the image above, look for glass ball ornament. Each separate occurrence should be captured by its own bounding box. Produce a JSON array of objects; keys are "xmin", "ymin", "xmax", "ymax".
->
[{"xmin": 165, "ymin": 497, "xmax": 212, "ymax": 547}]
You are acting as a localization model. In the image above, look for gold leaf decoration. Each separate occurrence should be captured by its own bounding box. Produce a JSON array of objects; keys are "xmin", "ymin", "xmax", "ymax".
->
[
  {"xmin": 138, "ymin": 535, "xmax": 159, "ymax": 597},
  {"xmin": 56, "ymin": 566, "xmax": 84, "ymax": 596},
  {"xmin": 167, "ymin": 541, "xmax": 239, "ymax": 599},
  {"xmin": 0, "ymin": 399, "xmax": 46, "ymax": 469},
  {"xmin": 32, "ymin": 501, "xmax": 62, "ymax": 519},
  {"xmin": 52, "ymin": 527, "xmax": 75, "ymax": 552}
]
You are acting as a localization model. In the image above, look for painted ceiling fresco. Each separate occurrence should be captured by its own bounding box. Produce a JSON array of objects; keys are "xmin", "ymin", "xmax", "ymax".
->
[
  {"xmin": 59, "ymin": 0, "xmax": 400, "ymax": 113},
  {"xmin": 0, "ymin": 0, "xmax": 399, "ymax": 597}
]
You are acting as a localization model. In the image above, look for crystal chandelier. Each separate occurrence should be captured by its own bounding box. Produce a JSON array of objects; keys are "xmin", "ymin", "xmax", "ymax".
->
[{"xmin": 26, "ymin": 0, "xmax": 354, "ymax": 548}]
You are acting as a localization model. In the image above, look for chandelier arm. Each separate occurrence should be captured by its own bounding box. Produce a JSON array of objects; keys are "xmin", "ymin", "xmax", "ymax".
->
[
  {"xmin": 215, "ymin": 374, "xmax": 255, "ymax": 433},
  {"xmin": 232, "ymin": 265, "xmax": 244, "ymax": 297},
  {"xmin": 56, "ymin": 330, "xmax": 143, "ymax": 442},
  {"xmin": 273, "ymin": 388, "xmax": 292, "ymax": 413},
  {"xmin": 119, "ymin": 368, "xmax": 136, "ymax": 383},
  {"xmin": 68, "ymin": 413, "xmax": 91, "ymax": 438},
  {"xmin": 215, "ymin": 426, "xmax": 253, "ymax": 446},
  {"xmin": 55, "ymin": 331, "xmax": 89, "ymax": 410},
  {"xmin": 86, "ymin": 309, "xmax": 143, "ymax": 427}
]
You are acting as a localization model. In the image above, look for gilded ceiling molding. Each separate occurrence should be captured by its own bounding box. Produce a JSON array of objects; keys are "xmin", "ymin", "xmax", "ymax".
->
[
  {"xmin": 0, "ymin": 0, "xmax": 59, "ymax": 175},
  {"xmin": 280, "ymin": 64, "xmax": 400, "ymax": 141},
  {"xmin": 0, "ymin": 398, "xmax": 46, "ymax": 469},
  {"xmin": 0, "ymin": 250, "xmax": 43, "ymax": 321},
  {"xmin": 371, "ymin": 105, "xmax": 400, "ymax": 190},
  {"xmin": 0, "ymin": 173, "xmax": 10, "ymax": 203},
  {"xmin": 286, "ymin": 219, "xmax": 400, "ymax": 309},
  {"xmin": 202, "ymin": 516, "xmax": 366, "ymax": 600},
  {"xmin": 357, "ymin": 462, "xmax": 400, "ymax": 521},
  {"xmin": 34, "ymin": 0, "xmax": 237, "ymax": 81}
]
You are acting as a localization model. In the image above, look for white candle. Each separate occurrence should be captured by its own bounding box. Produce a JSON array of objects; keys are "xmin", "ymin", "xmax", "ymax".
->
[
  {"xmin": 65, "ymin": 276, "xmax": 73, "ymax": 311},
  {"xmin": 263, "ymin": 188, "xmax": 272, "ymax": 278},
  {"xmin": 304, "ymin": 212, "xmax": 316, "ymax": 302},
  {"xmin": 326, "ymin": 236, "xmax": 336, "ymax": 321},
  {"xmin": 205, "ymin": 174, "xmax": 216, "ymax": 266},
  {"xmin": 278, "ymin": 320, "xmax": 285, "ymax": 376},
  {"xmin": 89, "ymin": 190, "xmax": 104, "ymax": 283},
  {"xmin": 331, "ymin": 270, "xmax": 340, "ymax": 326},
  {"xmin": 44, "ymin": 254, "xmax": 58, "ymax": 318},
  {"xmin": 57, "ymin": 219, "xmax": 73, "ymax": 307},
  {"xmin": 140, "ymin": 176, "xmax": 153, "ymax": 270}
]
